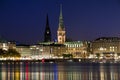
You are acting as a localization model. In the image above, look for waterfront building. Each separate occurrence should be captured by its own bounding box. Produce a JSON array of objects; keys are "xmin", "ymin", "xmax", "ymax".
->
[
  {"xmin": 16, "ymin": 44, "xmax": 31, "ymax": 58},
  {"xmin": 92, "ymin": 37, "xmax": 120, "ymax": 59},
  {"xmin": 44, "ymin": 14, "xmax": 52, "ymax": 42},
  {"xmin": 0, "ymin": 36, "xmax": 16, "ymax": 50},
  {"xmin": 30, "ymin": 44, "xmax": 45, "ymax": 59},
  {"xmin": 57, "ymin": 5, "xmax": 66, "ymax": 44},
  {"xmin": 39, "ymin": 42, "xmax": 66, "ymax": 58},
  {"xmin": 49, "ymin": 43, "xmax": 66, "ymax": 57},
  {"xmin": 64, "ymin": 41, "xmax": 89, "ymax": 58},
  {"xmin": 16, "ymin": 44, "xmax": 48, "ymax": 59},
  {"xmin": 30, "ymin": 44, "xmax": 50, "ymax": 59}
]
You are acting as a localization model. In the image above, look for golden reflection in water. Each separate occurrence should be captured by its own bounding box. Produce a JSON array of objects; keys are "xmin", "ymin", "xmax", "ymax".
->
[
  {"xmin": 58, "ymin": 72, "xmax": 63, "ymax": 80},
  {"xmin": 20, "ymin": 62, "xmax": 23, "ymax": 80},
  {"xmin": 7, "ymin": 63, "xmax": 10, "ymax": 80},
  {"xmin": 0, "ymin": 62, "xmax": 120, "ymax": 80},
  {"xmin": 14, "ymin": 62, "xmax": 20, "ymax": 80},
  {"xmin": 12, "ymin": 62, "xmax": 14, "ymax": 80},
  {"xmin": 100, "ymin": 65, "xmax": 104, "ymax": 80},
  {"xmin": 58, "ymin": 64, "xmax": 63, "ymax": 80},
  {"xmin": 15, "ymin": 71, "xmax": 20, "ymax": 80},
  {"xmin": 110, "ymin": 65, "xmax": 118, "ymax": 80},
  {"xmin": 73, "ymin": 72, "xmax": 77, "ymax": 80},
  {"xmin": 89, "ymin": 72, "xmax": 93, "ymax": 80},
  {"xmin": 109, "ymin": 65, "xmax": 113, "ymax": 80},
  {"xmin": 2, "ymin": 71, "xmax": 6, "ymax": 80},
  {"xmin": 2, "ymin": 63, "xmax": 6, "ymax": 80}
]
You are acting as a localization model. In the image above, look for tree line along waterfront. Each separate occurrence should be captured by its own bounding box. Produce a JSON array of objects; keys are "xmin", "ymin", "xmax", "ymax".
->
[{"xmin": 0, "ymin": 49, "xmax": 21, "ymax": 58}]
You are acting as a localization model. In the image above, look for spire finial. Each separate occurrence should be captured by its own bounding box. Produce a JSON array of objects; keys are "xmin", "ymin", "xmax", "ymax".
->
[
  {"xmin": 46, "ymin": 14, "xmax": 49, "ymax": 27},
  {"xmin": 59, "ymin": 4, "xmax": 64, "ymax": 29},
  {"xmin": 60, "ymin": 4, "xmax": 62, "ymax": 18}
]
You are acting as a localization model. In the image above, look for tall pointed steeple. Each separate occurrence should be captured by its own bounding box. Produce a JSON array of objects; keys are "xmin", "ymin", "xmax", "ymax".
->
[
  {"xmin": 57, "ymin": 5, "xmax": 66, "ymax": 44},
  {"xmin": 58, "ymin": 4, "xmax": 65, "ymax": 30},
  {"xmin": 46, "ymin": 14, "xmax": 49, "ymax": 28},
  {"xmin": 44, "ymin": 14, "xmax": 52, "ymax": 42}
]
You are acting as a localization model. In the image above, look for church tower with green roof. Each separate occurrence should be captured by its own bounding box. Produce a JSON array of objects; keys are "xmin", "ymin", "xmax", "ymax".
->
[{"xmin": 57, "ymin": 5, "xmax": 66, "ymax": 44}]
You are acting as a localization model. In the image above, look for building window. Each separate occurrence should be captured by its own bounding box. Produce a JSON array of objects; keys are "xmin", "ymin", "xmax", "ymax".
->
[
  {"xmin": 99, "ymin": 47, "xmax": 106, "ymax": 51},
  {"xmin": 110, "ymin": 46, "xmax": 115, "ymax": 51},
  {"xmin": 99, "ymin": 47, "xmax": 104, "ymax": 51}
]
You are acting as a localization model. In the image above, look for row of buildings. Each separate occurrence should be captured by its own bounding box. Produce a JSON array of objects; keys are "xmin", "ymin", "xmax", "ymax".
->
[
  {"xmin": 1, "ymin": 36, "xmax": 120, "ymax": 59},
  {"xmin": 0, "ymin": 6, "xmax": 120, "ymax": 59}
]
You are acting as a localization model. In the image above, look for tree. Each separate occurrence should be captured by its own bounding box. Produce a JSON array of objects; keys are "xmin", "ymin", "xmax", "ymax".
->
[
  {"xmin": 7, "ymin": 49, "xmax": 21, "ymax": 57},
  {"xmin": 0, "ymin": 49, "xmax": 7, "ymax": 57},
  {"xmin": 96, "ymin": 53, "xmax": 100, "ymax": 59},
  {"xmin": 0, "ymin": 49, "xmax": 4, "ymax": 56}
]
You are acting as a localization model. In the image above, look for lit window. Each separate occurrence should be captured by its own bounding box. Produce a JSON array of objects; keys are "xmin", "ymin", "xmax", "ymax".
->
[
  {"xmin": 113, "ymin": 48, "xmax": 114, "ymax": 51},
  {"xmin": 77, "ymin": 45, "xmax": 79, "ymax": 47},
  {"xmin": 3, "ymin": 43, "xmax": 6, "ymax": 47},
  {"xmin": 104, "ymin": 48, "xmax": 106, "ymax": 51},
  {"xmin": 99, "ymin": 47, "xmax": 104, "ymax": 51}
]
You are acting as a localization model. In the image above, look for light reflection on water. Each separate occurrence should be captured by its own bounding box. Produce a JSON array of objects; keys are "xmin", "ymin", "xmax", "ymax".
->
[{"xmin": 0, "ymin": 62, "xmax": 120, "ymax": 80}]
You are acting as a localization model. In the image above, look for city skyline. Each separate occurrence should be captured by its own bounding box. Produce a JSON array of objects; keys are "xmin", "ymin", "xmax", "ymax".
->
[{"xmin": 0, "ymin": 0, "xmax": 120, "ymax": 44}]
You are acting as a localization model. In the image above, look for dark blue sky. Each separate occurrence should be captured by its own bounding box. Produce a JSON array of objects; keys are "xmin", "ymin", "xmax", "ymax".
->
[{"xmin": 0, "ymin": 0, "xmax": 120, "ymax": 44}]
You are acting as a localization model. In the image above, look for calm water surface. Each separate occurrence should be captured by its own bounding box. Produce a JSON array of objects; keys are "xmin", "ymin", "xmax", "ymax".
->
[{"xmin": 0, "ymin": 61, "xmax": 120, "ymax": 80}]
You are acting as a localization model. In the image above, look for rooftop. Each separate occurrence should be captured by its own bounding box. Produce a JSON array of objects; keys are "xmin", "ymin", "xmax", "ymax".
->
[{"xmin": 95, "ymin": 37, "xmax": 120, "ymax": 41}]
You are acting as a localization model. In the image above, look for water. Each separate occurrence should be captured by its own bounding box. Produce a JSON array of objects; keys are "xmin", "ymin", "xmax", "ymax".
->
[{"xmin": 0, "ymin": 61, "xmax": 120, "ymax": 80}]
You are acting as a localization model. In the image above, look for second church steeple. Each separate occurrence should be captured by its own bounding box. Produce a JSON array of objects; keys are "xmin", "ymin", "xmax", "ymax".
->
[{"xmin": 44, "ymin": 14, "xmax": 51, "ymax": 42}]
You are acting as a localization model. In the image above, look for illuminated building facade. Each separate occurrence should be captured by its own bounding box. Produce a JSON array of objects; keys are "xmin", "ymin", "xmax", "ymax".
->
[
  {"xmin": 0, "ymin": 37, "xmax": 16, "ymax": 50},
  {"xmin": 49, "ymin": 43, "xmax": 66, "ymax": 57},
  {"xmin": 16, "ymin": 44, "xmax": 31, "ymax": 57},
  {"xmin": 64, "ymin": 41, "xmax": 89, "ymax": 58},
  {"xmin": 39, "ymin": 42, "xmax": 66, "ymax": 58},
  {"xmin": 92, "ymin": 37, "xmax": 120, "ymax": 59}
]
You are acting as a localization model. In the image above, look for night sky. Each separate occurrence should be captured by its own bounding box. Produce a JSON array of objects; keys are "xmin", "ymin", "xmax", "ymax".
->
[{"xmin": 0, "ymin": 0, "xmax": 120, "ymax": 44}]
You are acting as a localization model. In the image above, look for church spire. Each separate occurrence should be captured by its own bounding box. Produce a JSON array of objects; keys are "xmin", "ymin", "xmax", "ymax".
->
[
  {"xmin": 44, "ymin": 14, "xmax": 51, "ymax": 42},
  {"xmin": 60, "ymin": 4, "xmax": 63, "ymax": 19},
  {"xmin": 46, "ymin": 14, "xmax": 49, "ymax": 28},
  {"xmin": 58, "ymin": 4, "xmax": 65, "ymax": 30},
  {"xmin": 57, "ymin": 5, "xmax": 66, "ymax": 44}
]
